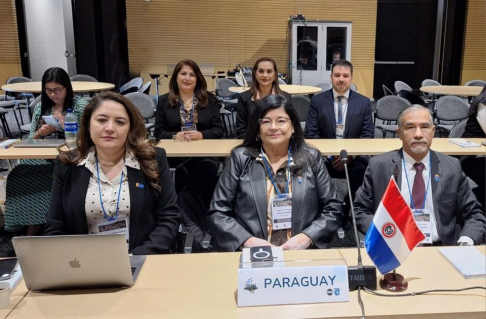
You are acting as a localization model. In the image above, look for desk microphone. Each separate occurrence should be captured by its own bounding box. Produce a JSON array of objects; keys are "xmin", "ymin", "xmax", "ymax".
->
[{"xmin": 340, "ymin": 149, "xmax": 377, "ymax": 291}]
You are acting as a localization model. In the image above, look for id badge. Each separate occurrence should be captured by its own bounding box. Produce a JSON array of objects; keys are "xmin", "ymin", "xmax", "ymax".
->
[
  {"xmin": 96, "ymin": 218, "xmax": 130, "ymax": 243},
  {"xmin": 181, "ymin": 123, "xmax": 197, "ymax": 132},
  {"xmin": 271, "ymin": 196, "xmax": 292, "ymax": 230},
  {"xmin": 412, "ymin": 209, "xmax": 432, "ymax": 244},
  {"xmin": 336, "ymin": 123, "xmax": 344, "ymax": 139}
]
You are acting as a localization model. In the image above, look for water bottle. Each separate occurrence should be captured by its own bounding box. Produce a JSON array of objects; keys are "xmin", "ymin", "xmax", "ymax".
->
[{"xmin": 64, "ymin": 108, "xmax": 78, "ymax": 149}]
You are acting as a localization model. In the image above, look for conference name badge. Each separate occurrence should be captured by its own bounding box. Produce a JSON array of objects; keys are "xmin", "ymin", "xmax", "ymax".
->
[
  {"xmin": 336, "ymin": 123, "xmax": 344, "ymax": 139},
  {"xmin": 181, "ymin": 123, "xmax": 197, "ymax": 132},
  {"xmin": 412, "ymin": 209, "xmax": 432, "ymax": 244},
  {"xmin": 272, "ymin": 196, "xmax": 292, "ymax": 230},
  {"xmin": 96, "ymin": 218, "xmax": 130, "ymax": 247}
]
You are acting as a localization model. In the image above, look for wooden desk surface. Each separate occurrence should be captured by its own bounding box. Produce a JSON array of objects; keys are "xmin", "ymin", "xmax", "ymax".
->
[
  {"xmin": 156, "ymin": 138, "xmax": 486, "ymax": 157},
  {"xmin": 1, "ymin": 82, "xmax": 115, "ymax": 94},
  {"xmin": 7, "ymin": 247, "xmax": 485, "ymax": 318},
  {"xmin": 229, "ymin": 84, "xmax": 322, "ymax": 95},
  {"xmin": 420, "ymin": 85, "xmax": 482, "ymax": 97},
  {"xmin": 1, "ymin": 138, "xmax": 484, "ymax": 160},
  {"xmin": 0, "ymin": 281, "xmax": 28, "ymax": 319}
]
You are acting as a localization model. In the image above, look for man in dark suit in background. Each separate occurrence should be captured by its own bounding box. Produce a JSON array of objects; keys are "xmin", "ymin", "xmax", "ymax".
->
[
  {"xmin": 305, "ymin": 59, "xmax": 374, "ymax": 219},
  {"xmin": 354, "ymin": 105, "xmax": 485, "ymax": 246}
]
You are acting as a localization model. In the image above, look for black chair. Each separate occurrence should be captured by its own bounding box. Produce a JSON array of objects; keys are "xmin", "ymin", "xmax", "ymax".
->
[
  {"xmin": 398, "ymin": 90, "xmax": 427, "ymax": 106},
  {"xmin": 382, "ymin": 84, "xmax": 394, "ymax": 96}
]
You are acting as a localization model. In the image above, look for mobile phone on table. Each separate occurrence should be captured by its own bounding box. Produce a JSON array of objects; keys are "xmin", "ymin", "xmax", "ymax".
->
[{"xmin": 0, "ymin": 258, "xmax": 17, "ymax": 281}]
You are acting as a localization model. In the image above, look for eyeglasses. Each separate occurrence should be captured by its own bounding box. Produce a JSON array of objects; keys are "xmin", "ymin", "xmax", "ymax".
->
[
  {"xmin": 45, "ymin": 87, "xmax": 65, "ymax": 95},
  {"xmin": 258, "ymin": 117, "xmax": 290, "ymax": 129}
]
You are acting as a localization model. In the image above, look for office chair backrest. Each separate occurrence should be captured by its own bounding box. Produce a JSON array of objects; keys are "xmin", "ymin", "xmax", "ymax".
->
[
  {"xmin": 291, "ymin": 95, "xmax": 311, "ymax": 122},
  {"xmin": 125, "ymin": 92, "xmax": 155, "ymax": 120},
  {"xmin": 382, "ymin": 84, "xmax": 394, "ymax": 96},
  {"xmin": 278, "ymin": 78, "xmax": 287, "ymax": 85},
  {"xmin": 448, "ymin": 120, "xmax": 467, "ymax": 138},
  {"xmin": 350, "ymin": 84, "xmax": 357, "ymax": 92},
  {"xmin": 464, "ymin": 79, "xmax": 486, "ymax": 87},
  {"xmin": 139, "ymin": 82, "xmax": 152, "ymax": 94},
  {"xmin": 70, "ymin": 74, "xmax": 98, "ymax": 82},
  {"xmin": 215, "ymin": 78, "xmax": 238, "ymax": 99},
  {"xmin": 314, "ymin": 81, "xmax": 332, "ymax": 94},
  {"xmin": 119, "ymin": 77, "xmax": 143, "ymax": 93},
  {"xmin": 421, "ymin": 79, "xmax": 441, "ymax": 87},
  {"xmin": 29, "ymin": 95, "xmax": 42, "ymax": 118},
  {"xmin": 394, "ymin": 81, "xmax": 412, "ymax": 93},
  {"xmin": 398, "ymin": 90, "xmax": 426, "ymax": 106},
  {"xmin": 6, "ymin": 76, "xmax": 33, "ymax": 84},
  {"xmin": 375, "ymin": 96, "xmax": 411, "ymax": 121},
  {"xmin": 435, "ymin": 96, "xmax": 470, "ymax": 121}
]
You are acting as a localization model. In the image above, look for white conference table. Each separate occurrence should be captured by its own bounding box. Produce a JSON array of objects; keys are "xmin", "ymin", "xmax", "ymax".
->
[
  {"xmin": 229, "ymin": 84, "xmax": 322, "ymax": 95},
  {"xmin": 5, "ymin": 247, "xmax": 486, "ymax": 318},
  {"xmin": 1, "ymin": 82, "xmax": 115, "ymax": 94},
  {"xmin": 420, "ymin": 85, "xmax": 482, "ymax": 97},
  {"xmin": 0, "ymin": 138, "xmax": 485, "ymax": 160}
]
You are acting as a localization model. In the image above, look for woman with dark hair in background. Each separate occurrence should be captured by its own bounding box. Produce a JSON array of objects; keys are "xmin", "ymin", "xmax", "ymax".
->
[
  {"xmin": 29, "ymin": 67, "xmax": 87, "ymax": 139},
  {"xmin": 235, "ymin": 57, "xmax": 290, "ymax": 138},
  {"xmin": 154, "ymin": 59, "xmax": 223, "ymax": 251},
  {"xmin": 461, "ymin": 85, "xmax": 486, "ymax": 210},
  {"xmin": 44, "ymin": 91, "xmax": 180, "ymax": 254},
  {"xmin": 208, "ymin": 95, "xmax": 344, "ymax": 252}
]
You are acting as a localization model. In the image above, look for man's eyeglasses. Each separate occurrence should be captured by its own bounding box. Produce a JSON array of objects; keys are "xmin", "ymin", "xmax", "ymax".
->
[
  {"xmin": 258, "ymin": 117, "xmax": 290, "ymax": 129},
  {"xmin": 45, "ymin": 87, "xmax": 65, "ymax": 95}
]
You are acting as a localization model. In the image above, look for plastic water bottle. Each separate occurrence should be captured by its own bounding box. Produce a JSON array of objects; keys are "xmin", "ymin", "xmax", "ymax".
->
[{"xmin": 64, "ymin": 108, "xmax": 78, "ymax": 149}]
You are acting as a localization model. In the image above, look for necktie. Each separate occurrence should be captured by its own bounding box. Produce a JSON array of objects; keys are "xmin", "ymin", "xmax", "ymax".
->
[
  {"xmin": 337, "ymin": 96, "xmax": 343, "ymax": 123},
  {"xmin": 412, "ymin": 162, "xmax": 425, "ymax": 209}
]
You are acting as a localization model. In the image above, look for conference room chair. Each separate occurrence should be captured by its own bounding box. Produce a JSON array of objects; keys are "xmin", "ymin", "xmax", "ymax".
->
[
  {"xmin": 374, "ymin": 96, "xmax": 411, "ymax": 138},
  {"xmin": 314, "ymin": 80, "xmax": 332, "ymax": 95},
  {"xmin": 448, "ymin": 120, "xmax": 467, "ymax": 138},
  {"xmin": 4, "ymin": 76, "xmax": 35, "ymax": 130},
  {"xmin": 69, "ymin": 74, "xmax": 98, "ymax": 82},
  {"xmin": 215, "ymin": 78, "xmax": 239, "ymax": 112},
  {"xmin": 119, "ymin": 77, "xmax": 143, "ymax": 95},
  {"xmin": 278, "ymin": 78, "xmax": 287, "ymax": 85},
  {"xmin": 125, "ymin": 92, "xmax": 155, "ymax": 138},
  {"xmin": 350, "ymin": 84, "xmax": 357, "ymax": 92},
  {"xmin": 220, "ymin": 108, "xmax": 236, "ymax": 138},
  {"xmin": 291, "ymin": 95, "xmax": 311, "ymax": 130},
  {"xmin": 398, "ymin": 90, "xmax": 427, "ymax": 106},
  {"xmin": 394, "ymin": 80, "xmax": 413, "ymax": 94},
  {"xmin": 421, "ymin": 79, "xmax": 441, "ymax": 105},
  {"xmin": 0, "ymin": 107, "xmax": 11, "ymax": 138},
  {"xmin": 138, "ymin": 81, "xmax": 152, "ymax": 95},
  {"xmin": 382, "ymin": 84, "xmax": 394, "ymax": 96},
  {"xmin": 464, "ymin": 79, "xmax": 486, "ymax": 87},
  {"xmin": 19, "ymin": 95, "xmax": 41, "ymax": 139},
  {"xmin": 435, "ymin": 96, "xmax": 470, "ymax": 137}
]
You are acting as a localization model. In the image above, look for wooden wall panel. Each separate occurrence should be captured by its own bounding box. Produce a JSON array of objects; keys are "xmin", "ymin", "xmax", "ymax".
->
[
  {"xmin": 0, "ymin": 0, "xmax": 20, "ymax": 64},
  {"xmin": 461, "ymin": 0, "xmax": 486, "ymax": 83},
  {"xmin": 126, "ymin": 0, "xmax": 377, "ymax": 96}
]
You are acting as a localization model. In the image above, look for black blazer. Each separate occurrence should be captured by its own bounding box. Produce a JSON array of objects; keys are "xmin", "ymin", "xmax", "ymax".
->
[
  {"xmin": 304, "ymin": 89, "xmax": 374, "ymax": 139},
  {"xmin": 43, "ymin": 147, "xmax": 181, "ymax": 255},
  {"xmin": 154, "ymin": 93, "xmax": 223, "ymax": 140},
  {"xmin": 235, "ymin": 91, "xmax": 292, "ymax": 138},
  {"xmin": 207, "ymin": 146, "xmax": 344, "ymax": 251},
  {"xmin": 354, "ymin": 149, "xmax": 486, "ymax": 245},
  {"xmin": 462, "ymin": 113, "xmax": 486, "ymax": 138}
]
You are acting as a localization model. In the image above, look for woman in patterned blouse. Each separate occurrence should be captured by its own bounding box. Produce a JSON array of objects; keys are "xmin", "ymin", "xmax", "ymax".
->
[{"xmin": 29, "ymin": 67, "xmax": 87, "ymax": 139}]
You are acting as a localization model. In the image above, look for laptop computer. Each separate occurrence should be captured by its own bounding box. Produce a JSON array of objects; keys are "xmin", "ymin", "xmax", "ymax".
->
[
  {"xmin": 14, "ymin": 139, "xmax": 66, "ymax": 148},
  {"xmin": 12, "ymin": 234, "xmax": 145, "ymax": 291}
]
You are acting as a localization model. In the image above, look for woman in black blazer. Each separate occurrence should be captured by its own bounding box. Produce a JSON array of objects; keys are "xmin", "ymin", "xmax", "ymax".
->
[
  {"xmin": 154, "ymin": 59, "xmax": 223, "ymax": 251},
  {"xmin": 44, "ymin": 92, "xmax": 180, "ymax": 255},
  {"xmin": 235, "ymin": 57, "xmax": 291, "ymax": 138},
  {"xmin": 461, "ymin": 85, "xmax": 486, "ymax": 209}
]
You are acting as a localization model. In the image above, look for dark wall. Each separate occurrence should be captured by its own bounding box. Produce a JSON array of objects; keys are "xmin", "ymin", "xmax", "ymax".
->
[{"xmin": 73, "ymin": 0, "xmax": 129, "ymax": 88}]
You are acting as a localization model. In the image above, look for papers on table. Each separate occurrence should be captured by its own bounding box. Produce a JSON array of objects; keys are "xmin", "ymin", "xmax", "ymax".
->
[
  {"xmin": 439, "ymin": 246, "xmax": 486, "ymax": 279},
  {"xmin": 449, "ymin": 139, "xmax": 481, "ymax": 148}
]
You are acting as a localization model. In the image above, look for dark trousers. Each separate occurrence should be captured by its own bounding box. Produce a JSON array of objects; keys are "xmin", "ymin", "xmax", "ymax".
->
[{"xmin": 325, "ymin": 156, "xmax": 368, "ymax": 226}]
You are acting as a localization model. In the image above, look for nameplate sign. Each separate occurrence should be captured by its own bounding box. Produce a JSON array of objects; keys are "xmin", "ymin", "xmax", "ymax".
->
[{"xmin": 237, "ymin": 262, "xmax": 349, "ymax": 307}]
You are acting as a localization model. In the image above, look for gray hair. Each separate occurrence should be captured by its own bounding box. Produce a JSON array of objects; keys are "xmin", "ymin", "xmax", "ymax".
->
[{"xmin": 397, "ymin": 105, "xmax": 434, "ymax": 128}]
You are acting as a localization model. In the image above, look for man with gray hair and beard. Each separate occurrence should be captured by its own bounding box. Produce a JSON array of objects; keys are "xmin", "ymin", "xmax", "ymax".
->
[{"xmin": 354, "ymin": 105, "xmax": 485, "ymax": 246}]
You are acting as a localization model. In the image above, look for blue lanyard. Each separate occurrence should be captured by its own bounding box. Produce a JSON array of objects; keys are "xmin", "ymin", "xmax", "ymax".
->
[
  {"xmin": 402, "ymin": 151, "xmax": 431, "ymax": 210},
  {"xmin": 95, "ymin": 155, "xmax": 124, "ymax": 221},
  {"xmin": 179, "ymin": 97, "xmax": 195, "ymax": 126},
  {"xmin": 261, "ymin": 146, "xmax": 292, "ymax": 198}
]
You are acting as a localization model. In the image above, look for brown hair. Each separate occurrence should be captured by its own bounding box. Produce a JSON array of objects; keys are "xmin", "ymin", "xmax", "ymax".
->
[
  {"xmin": 59, "ymin": 91, "xmax": 161, "ymax": 191},
  {"xmin": 168, "ymin": 59, "xmax": 209, "ymax": 107},
  {"xmin": 249, "ymin": 57, "xmax": 283, "ymax": 100}
]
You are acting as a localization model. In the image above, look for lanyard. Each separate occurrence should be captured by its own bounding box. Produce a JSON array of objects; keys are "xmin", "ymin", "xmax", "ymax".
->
[
  {"xmin": 261, "ymin": 146, "xmax": 292, "ymax": 198},
  {"xmin": 402, "ymin": 151, "xmax": 431, "ymax": 210},
  {"xmin": 95, "ymin": 154, "xmax": 124, "ymax": 221},
  {"xmin": 179, "ymin": 97, "xmax": 195, "ymax": 126}
]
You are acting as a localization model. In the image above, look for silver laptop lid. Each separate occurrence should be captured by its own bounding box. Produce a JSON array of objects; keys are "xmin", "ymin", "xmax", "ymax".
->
[
  {"xmin": 14, "ymin": 139, "xmax": 66, "ymax": 148},
  {"xmin": 13, "ymin": 234, "xmax": 133, "ymax": 291}
]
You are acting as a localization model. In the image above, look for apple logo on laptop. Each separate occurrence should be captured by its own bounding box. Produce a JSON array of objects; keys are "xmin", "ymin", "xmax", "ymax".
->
[{"xmin": 69, "ymin": 258, "xmax": 81, "ymax": 268}]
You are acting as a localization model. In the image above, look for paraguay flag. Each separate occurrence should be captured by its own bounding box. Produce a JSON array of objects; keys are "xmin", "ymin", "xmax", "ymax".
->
[{"xmin": 365, "ymin": 177, "xmax": 425, "ymax": 274}]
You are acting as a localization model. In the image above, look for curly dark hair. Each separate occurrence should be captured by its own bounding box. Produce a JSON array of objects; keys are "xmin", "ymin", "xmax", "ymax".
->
[{"xmin": 58, "ymin": 91, "xmax": 161, "ymax": 191}]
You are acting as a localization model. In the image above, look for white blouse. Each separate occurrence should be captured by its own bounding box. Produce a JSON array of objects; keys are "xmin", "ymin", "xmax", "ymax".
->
[{"xmin": 78, "ymin": 149, "xmax": 140, "ymax": 234}]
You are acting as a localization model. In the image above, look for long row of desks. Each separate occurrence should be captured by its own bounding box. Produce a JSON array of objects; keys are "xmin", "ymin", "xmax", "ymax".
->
[
  {"xmin": 0, "ymin": 138, "xmax": 485, "ymax": 159},
  {"xmin": 2, "ymin": 246, "xmax": 485, "ymax": 318}
]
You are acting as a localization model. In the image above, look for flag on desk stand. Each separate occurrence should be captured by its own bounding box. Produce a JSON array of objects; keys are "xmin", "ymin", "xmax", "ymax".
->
[{"xmin": 365, "ymin": 177, "xmax": 425, "ymax": 275}]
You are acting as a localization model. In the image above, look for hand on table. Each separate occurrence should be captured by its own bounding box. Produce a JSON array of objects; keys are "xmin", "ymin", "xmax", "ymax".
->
[
  {"xmin": 280, "ymin": 233, "xmax": 312, "ymax": 250},
  {"xmin": 183, "ymin": 131, "xmax": 203, "ymax": 141},
  {"xmin": 243, "ymin": 237, "xmax": 275, "ymax": 248}
]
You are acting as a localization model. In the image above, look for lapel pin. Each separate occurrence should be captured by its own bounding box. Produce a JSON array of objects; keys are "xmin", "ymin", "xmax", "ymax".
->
[
  {"xmin": 136, "ymin": 183, "xmax": 144, "ymax": 189},
  {"xmin": 297, "ymin": 176, "xmax": 303, "ymax": 184},
  {"xmin": 434, "ymin": 174, "xmax": 439, "ymax": 182}
]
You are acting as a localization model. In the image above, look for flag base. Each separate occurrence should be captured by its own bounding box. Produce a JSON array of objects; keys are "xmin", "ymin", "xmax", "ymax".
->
[{"xmin": 379, "ymin": 272, "xmax": 408, "ymax": 292}]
